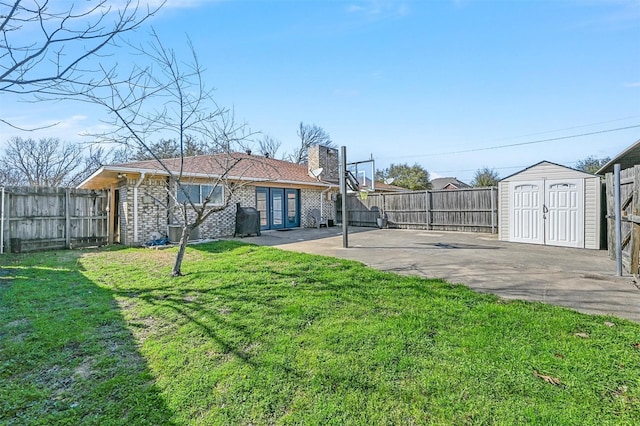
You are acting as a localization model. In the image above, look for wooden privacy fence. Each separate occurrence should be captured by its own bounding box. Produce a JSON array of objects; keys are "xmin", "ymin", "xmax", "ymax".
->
[
  {"xmin": 337, "ymin": 187, "xmax": 498, "ymax": 233},
  {"xmin": 605, "ymin": 166, "xmax": 639, "ymax": 274},
  {"xmin": 1, "ymin": 186, "xmax": 108, "ymax": 253}
]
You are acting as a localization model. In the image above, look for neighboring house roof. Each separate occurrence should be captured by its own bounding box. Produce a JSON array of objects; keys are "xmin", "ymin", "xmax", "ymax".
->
[
  {"xmin": 499, "ymin": 160, "xmax": 595, "ymax": 181},
  {"xmin": 597, "ymin": 138, "xmax": 640, "ymax": 175},
  {"xmin": 78, "ymin": 152, "xmax": 336, "ymax": 190},
  {"xmin": 369, "ymin": 181, "xmax": 408, "ymax": 192},
  {"xmin": 355, "ymin": 176, "xmax": 408, "ymax": 193},
  {"xmin": 431, "ymin": 177, "xmax": 471, "ymax": 190}
]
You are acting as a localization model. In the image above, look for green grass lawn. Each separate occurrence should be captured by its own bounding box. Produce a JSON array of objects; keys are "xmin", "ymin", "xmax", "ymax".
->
[{"xmin": 2, "ymin": 241, "xmax": 640, "ymax": 425}]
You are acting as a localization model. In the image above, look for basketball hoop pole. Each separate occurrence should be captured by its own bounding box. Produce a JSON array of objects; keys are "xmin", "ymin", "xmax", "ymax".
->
[{"xmin": 340, "ymin": 146, "xmax": 349, "ymax": 248}]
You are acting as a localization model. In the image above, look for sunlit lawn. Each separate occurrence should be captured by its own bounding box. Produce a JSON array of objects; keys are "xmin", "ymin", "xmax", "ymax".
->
[{"xmin": 1, "ymin": 241, "xmax": 640, "ymax": 424}]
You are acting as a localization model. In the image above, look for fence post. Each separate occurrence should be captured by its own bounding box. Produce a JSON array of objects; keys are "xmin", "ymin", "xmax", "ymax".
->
[
  {"xmin": 65, "ymin": 188, "xmax": 71, "ymax": 249},
  {"xmin": 425, "ymin": 190, "xmax": 432, "ymax": 230},
  {"xmin": 382, "ymin": 193, "xmax": 386, "ymax": 216},
  {"xmin": 613, "ymin": 166, "xmax": 621, "ymax": 273},
  {"xmin": 340, "ymin": 146, "xmax": 348, "ymax": 248},
  {"xmin": 629, "ymin": 165, "xmax": 640, "ymax": 277},
  {"xmin": 490, "ymin": 186, "xmax": 496, "ymax": 234},
  {"xmin": 0, "ymin": 186, "xmax": 4, "ymax": 254},
  {"xmin": 5, "ymin": 191, "xmax": 10, "ymax": 253}
]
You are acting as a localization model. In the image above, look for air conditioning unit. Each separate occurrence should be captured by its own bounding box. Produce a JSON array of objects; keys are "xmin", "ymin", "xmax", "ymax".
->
[{"xmin": 167, "ymin": 225, "xmax": 199, "ymax": 243}]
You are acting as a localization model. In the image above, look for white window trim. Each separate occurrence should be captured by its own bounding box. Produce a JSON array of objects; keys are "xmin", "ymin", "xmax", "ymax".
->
[{"xmin": 176, "ymin": 183, "xmax": 224, "ymax": 206}]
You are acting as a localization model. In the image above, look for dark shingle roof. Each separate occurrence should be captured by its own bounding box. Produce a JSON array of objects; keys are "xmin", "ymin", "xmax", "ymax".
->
[
  {"xmin": 431, "ymin": 177, "xmax": 471, "ymax": 190},
  {"xmin": 597, "ymin": 138, "xmax": 640, "ymax": 175},
  {"xmin": 116, "ymin": 152, "xmax": 321, "ymax": 184}
]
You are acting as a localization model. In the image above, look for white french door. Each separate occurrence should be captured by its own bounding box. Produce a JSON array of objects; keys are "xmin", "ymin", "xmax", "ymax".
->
[
  {"xmin": 545, "ymin": 180, "xmax": 583, "ymax": 248},
  {"xmin": 510, "ymin": 179, "xmax": 584, "ymax": 248},
  {"xmin": 510, "ymin": 181, "xmax": 544, "ymax": 244}
]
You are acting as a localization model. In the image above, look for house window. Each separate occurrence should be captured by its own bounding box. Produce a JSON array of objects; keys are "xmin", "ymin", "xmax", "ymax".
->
[{"xmin": 176, "ymin": 184, "xmax": 223, "ymax": 205}]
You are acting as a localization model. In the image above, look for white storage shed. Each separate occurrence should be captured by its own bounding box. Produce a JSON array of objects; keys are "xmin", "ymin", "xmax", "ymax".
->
[{"xmin": 498, "ymin": 161, "xmax": 601, "ymax": 249}]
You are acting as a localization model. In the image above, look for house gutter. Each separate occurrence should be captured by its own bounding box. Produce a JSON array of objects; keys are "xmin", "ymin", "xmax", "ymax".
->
[
  {"xmin": 79, "ymin": 165, "xmax": 336, "ymax": 190},
  {"xmin": 0, "ymin": 186, "xmax": 4, "ymax": 254},
  {"xmin": 133, "ymin": 173, "xmax": 146, "ymax": 244}
]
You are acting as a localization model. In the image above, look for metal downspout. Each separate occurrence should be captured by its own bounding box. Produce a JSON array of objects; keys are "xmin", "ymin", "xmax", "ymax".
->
[
  {"xmin": 320, "ymin": 185, "xmax": 334, "ymax": 221},
  {"xmin": 134, "ymin": 173, "xmax": 146, "ymax": 243}
]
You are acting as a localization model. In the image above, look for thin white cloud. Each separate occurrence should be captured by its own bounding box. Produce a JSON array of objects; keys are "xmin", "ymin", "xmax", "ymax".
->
[
  {"xmin": 625, "ymin": 82, "xmax": 640, "ymax": 88},
  {"xmin": 566, "ymin": 1, "xmax": 640, "ymax": 31},
  {"xmin": 156, "ymin": 0, "xmax": 226, "ymax": 9},
  {"xmin": 0, "ymin": 114, "xmax": 112, "ymax": 147},
  {"xmin": 346, "ymin": 0, "xmax": 410, "ymax": 19}
]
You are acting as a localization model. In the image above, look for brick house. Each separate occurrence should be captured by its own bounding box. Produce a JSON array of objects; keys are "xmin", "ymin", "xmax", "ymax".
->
[{"xmin": 78, "ymin": 145, "xmax": 341, "ymax": 246}]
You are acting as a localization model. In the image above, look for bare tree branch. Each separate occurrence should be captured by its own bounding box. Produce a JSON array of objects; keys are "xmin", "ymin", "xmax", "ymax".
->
[
  {"xmin": 0, "ymin": 0, "xmax": 164, "ymax": 130},
  {"xmin": 1, "ymin": 0, "xmax": 163, "ymax": 91},
  {"xmin": 73, "ymin": 31, "xmax": 269, "ymax": 276},
  {"xmin": 289, "ymin": 122, "xmax": 335, "ymax": 164},
  {"xmin": 1, "ymin": 136, "xmax": 87, "ymax": 186},
  {"xmin": 257, "ymin": 134, "xmax": 282, "ymax": 159}
]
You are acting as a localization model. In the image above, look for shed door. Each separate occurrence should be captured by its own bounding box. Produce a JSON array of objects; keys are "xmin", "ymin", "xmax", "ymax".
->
[
  {"xmin": 510, "ymin": 181, "xmax": 544, "ymax": 244},
  {"xmin": 545, "ymin": 180, "xmax": 583, "ymax": 248}
]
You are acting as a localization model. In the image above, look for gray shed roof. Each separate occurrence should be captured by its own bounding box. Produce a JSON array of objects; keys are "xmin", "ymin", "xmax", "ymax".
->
[
  {"xmin": 597, "ymin": 138, "xmax": 640, "ymax": 175},
  {"xmin": 499, "ymin": 160, "xmax": 595, "ymax": 181}
]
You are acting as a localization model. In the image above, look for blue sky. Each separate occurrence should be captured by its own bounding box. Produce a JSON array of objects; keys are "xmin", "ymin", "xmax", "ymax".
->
[{"xmin": 1, "ymin": 0, "xmax": 639, "ymax": 183}]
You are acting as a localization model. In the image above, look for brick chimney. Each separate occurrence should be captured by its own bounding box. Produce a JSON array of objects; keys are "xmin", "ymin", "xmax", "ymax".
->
[{"xmin": 308, "ymin": 145, "xmax": 339, "ymax": 183}]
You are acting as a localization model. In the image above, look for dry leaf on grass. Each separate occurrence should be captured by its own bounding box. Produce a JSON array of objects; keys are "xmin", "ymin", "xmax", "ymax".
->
[
  {"xmin": 574, "ymin": 332, "xmax": 590, "ymax": 339},
  {"xmin": 604, "ymin": 321, "xmax": 615, "ymax": 327},
  {"xmin": 533, "ymin": 370, "xmax": 562, "ymax": 386},
  {"xmin": 633, "ymin": 343, "xmax": 640, "ymax": 350}
]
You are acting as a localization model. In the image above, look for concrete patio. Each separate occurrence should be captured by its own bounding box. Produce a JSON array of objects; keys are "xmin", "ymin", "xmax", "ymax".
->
[{"xmin": 237, "ymin": 226, "xmax": 640, "ymax": 323}]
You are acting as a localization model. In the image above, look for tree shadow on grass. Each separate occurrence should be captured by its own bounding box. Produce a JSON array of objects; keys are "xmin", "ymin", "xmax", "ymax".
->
[{"xmin": 0, "ymin": 251, "xmax": 176, "ymax": 425}]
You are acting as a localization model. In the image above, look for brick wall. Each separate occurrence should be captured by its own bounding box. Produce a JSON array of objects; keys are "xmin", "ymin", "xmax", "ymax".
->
[
  {"xmin": 119, "ymin": 177, "xmax": 169, "ymax": 245},
  {"xmin": 117, "ymin": 179, "xmax": 338, "ymax": 245},
  {"xmin": 308, "ymin": 145, "xmax": 340, "ymax": 183},
  {"xmin": 168, "ymin": 185, "xmax": 256, "ymax": 239},
  {"xmin": 300, "ymin": 188, "xmax": 337, "ymax": 227}
]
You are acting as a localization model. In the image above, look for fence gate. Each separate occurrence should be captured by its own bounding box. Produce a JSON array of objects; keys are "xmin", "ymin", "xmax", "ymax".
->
[
  {"xmin": 1, "ymin": 186, "xmax": 109, "ymax": 253},
  {"xmin": 606, "ymin": 166, "xmax": 640, "ymax": 275}
]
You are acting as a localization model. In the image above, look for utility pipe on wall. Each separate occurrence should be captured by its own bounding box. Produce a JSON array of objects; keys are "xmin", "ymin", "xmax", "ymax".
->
[
  {"xmin": 320, "ymin": 185, "xmax": 334, "ymax": 222},
  {"xmin": 133, "ymin": 173, "xmax": 146, "ymax": 243},
  {"xmin": 614, "ymin": 164, "xmax": 622, "ymax": 277}
]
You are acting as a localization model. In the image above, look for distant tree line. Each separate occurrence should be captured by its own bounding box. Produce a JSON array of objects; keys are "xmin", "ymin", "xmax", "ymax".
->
[{"xmin": 0, "ymin": 121, "xmax": 336, "ymax": 187}]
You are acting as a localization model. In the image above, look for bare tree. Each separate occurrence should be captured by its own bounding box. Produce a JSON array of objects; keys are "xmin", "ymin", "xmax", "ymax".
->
[
  {"xmin": 0, "ymin": 0, "xmax": 161, "ymax": 129},
  {"xmin": 257, "ymin": 134, "xmax": 282, "ymax": 159},
  {"xmin": 67, "ymin": 145, "xmax": 118, "ymax": 187},
  {"xmin": 289, "ymin": 122, "xmax": 335, "ymax": 164},
  {"xmin": 72, "ymin": 31, "xmax": 264, "ymax": 276},
  {"xmin": 1, "ymin": 136, "xmax": 86, "ymax": 186},
  {"xmin": 130, "ymin": 136, "xmax": 209, "ymax": 161},
  {"xmin": 0, "ymin": 162, "xmax": 22, "ymax": 186}
]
